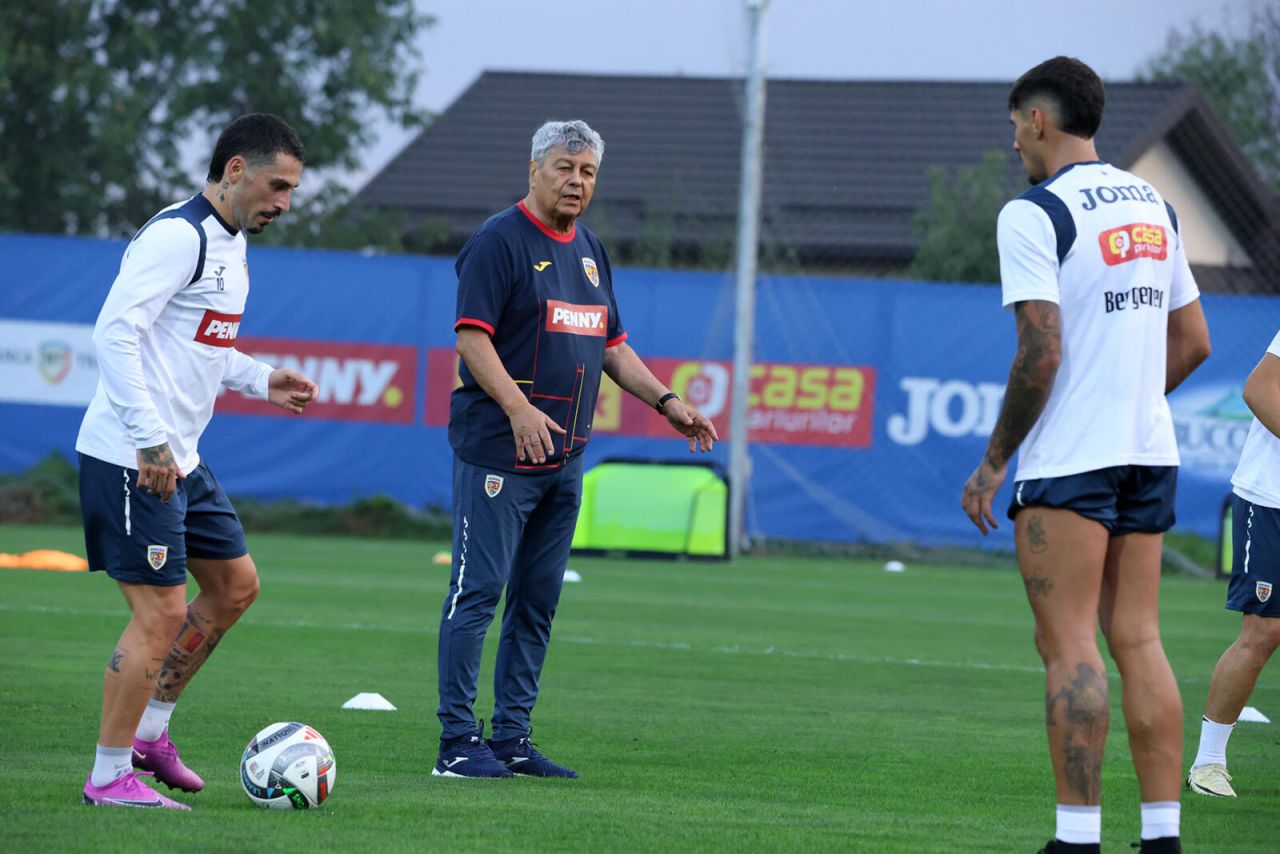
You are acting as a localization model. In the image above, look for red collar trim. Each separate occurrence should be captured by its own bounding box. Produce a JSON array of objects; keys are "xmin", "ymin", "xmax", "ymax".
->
[{"xmin": 518, "ymin": 200, "xmax": 575, "ymax": 243}]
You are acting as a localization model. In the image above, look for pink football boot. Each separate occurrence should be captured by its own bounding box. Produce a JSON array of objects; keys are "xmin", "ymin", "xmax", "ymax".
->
[
  {"xmin": 132, "ymin": 731, "xmax": 204, "ymax": 792},
  {"xmin": 83, "ymin": 771, "xmax": 190, "ymax": 809}
]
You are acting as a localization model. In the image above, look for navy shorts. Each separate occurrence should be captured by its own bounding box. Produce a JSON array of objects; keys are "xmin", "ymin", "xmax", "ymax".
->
[
  {"xmin": 1007, "ymin": 465, "xmax": 1177, "ymax": 536},
  {"xmin": 1227, "ymin": 495, "xmax": 1280, "ymax": 617},
  {"xmin": 78, "ymin": 452, "xmax": 248, "ymax": 586}
]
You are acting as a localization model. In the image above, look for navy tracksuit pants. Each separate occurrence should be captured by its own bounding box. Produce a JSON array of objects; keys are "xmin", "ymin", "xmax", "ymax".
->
[{"xmin": 437, "ymin": 453, "xmax": 584, "ymax": 741}]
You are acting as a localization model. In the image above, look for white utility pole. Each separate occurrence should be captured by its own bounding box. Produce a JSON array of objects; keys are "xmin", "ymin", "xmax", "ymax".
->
[{"xmin": 729, "ymin": 0, "xmax": 768, "ymax": 556}]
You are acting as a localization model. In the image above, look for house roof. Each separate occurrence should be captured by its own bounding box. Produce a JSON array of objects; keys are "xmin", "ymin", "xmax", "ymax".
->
[{"xmin": 358, "ymin": 71, "xmax": 1279, "ymax": 282}]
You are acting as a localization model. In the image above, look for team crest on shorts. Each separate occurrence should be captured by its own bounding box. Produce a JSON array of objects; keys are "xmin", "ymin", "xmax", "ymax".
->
[
  {"xmin": 484, "ymin": 474, "xmax": 504, "ymax": 498},
  {"xmin": 581, "ymin": 257, "xmax": 600, "ymax": 287},
  {"xmin": 1258, "ymin": 581, "xmax": 1273, "ymax": 603},
  {"xmin": 146, "ymin": 545, "xmax": 168, "ymax": 571}
]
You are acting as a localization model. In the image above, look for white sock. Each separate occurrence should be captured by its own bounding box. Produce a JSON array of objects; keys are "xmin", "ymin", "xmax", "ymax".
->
[
  {"xmin": 90, "ymin": 745, "xmax": 134, "ymax": 787},
  {"xmin": 1056, "ymin": 804, "xmax": 1101, "ymax": 845},
  {"xmin": 135, "ymin": 699, "xmax": 176, "ymax": 742},
  {"xmin": 1192, "ymin": 715, "xmax": 1235, "ymax": 768},
  {"xmin": 1140, "ymin": 800, "xmax": 1180, "ymax": 840}
]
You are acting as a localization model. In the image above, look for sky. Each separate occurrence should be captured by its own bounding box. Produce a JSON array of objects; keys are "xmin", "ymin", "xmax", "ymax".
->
[{"xmin": 354, "ymin": 0, "xmax": 1247, "ymax": 186}]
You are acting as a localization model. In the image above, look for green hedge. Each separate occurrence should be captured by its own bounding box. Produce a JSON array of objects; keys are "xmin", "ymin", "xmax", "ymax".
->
[{"xmin": 0, "ymin": 454, "xmax": 449, "ymax": 540}]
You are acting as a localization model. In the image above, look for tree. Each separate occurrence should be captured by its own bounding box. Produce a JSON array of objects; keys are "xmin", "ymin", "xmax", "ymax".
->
[
  {"xmin": 0, "ymin": 1, "xmax": 431, "ymax": 240},
  {"xmin": 258, "ymin": 182, "xmax": 455, "ymax": 254},
  {"xmin": 907, "ymin": 149, "xmax": 1022, "ymax": 285},
  {"xmin": 1141, "ymin": 6, "xmax": 1280, "ymax": 193}
]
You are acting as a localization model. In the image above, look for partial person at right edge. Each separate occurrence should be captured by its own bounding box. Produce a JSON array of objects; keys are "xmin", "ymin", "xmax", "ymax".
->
[
  {"xmin": 1187, "ymin": 332, "xmax": 1280, "ymax": 799},
  {"xmin": 959, "ymin": 57, "xmax": 1211, "ymax": 854}
]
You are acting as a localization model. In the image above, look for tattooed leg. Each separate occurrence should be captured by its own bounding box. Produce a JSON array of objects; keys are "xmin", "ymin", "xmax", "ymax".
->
[
  {"xmin": 1016, "ymin": 507, "xmax": 1111, "ymax": 805},
  {"xmin": 154, "ymin": 609, "xmax": 225, "ymax": 702},
  {"xmin": 1099, "ymin": 532, "xmax": 1183, "ymax": 802},
  {"xmin": 153, "ymin": 554, "xmax": 261, "ymax": 703},
  {"xmin": 1046, "ymin": 661, "xmax": 1109, "ymax": 803},
  {"xmin": 99, "ymin": 582, "xmax": 187, "ymax": 747}
]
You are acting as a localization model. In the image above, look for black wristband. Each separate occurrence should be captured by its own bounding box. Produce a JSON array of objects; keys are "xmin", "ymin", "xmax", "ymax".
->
[{"xmin": 656, "ymin": 392, "xmax": 680, "ymax": 413}]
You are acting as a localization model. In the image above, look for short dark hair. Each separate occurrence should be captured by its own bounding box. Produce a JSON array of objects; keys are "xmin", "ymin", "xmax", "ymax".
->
[
  {"xmin": 1008, "ymin": 56, "xmax": 1106, "ymax": 139},
  {"xmin": 207, "ymin": 113, "xmax": 305, "ymax": 182}
]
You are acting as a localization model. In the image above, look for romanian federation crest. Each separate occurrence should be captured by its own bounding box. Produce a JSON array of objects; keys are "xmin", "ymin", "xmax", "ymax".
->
[
  {"xmin": 581, "ymin": 257, "xmax": 599, "ymax": 287},
  {"xmin": 1258, "ymin": 581, "xmax": 1273, "ymax": 603},
  {"xmin": 38, "ymin": 340, "xmax": 72, "ymax": 385},
  {"xmin": 484, "ymin": 474, "xmax": 504, "ymax": 498},
  {"xmin": 147, "ymin": 545, "xmax": 169, "ymax": 571}
]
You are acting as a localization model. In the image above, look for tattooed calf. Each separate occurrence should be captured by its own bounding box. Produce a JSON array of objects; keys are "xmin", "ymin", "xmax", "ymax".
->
[{"xmin": 1045, "ymin": 663, "xmax": 1108, "ymax": 802}]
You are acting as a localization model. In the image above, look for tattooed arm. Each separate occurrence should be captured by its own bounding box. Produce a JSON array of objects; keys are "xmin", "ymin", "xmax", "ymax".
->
[
  {"xmin": 961, "ymin": 299, "xmax": 1062, "ymax": 533},
  {"xmin": 137, "ymin": 442, "xmax": 183, "ymax": 502}
]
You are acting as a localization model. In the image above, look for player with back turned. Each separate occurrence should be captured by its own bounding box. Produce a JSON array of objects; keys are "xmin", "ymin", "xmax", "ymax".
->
[{"xmin": 960, "ymin": 58, "xmax": 1211, "ymax": 853}]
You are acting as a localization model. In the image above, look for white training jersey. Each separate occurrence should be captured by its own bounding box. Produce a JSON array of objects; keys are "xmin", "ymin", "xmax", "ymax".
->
[
  {"xmin": 1231, "ymin": 330, "xmax": 1280, "ymax": 509},
  {"xmin": 998, "ymin": 161, "xmax": 1200, "ymax": 481},
  {"xmin": 76, "ymin": 194, "xmax": 273, "ymax": 475}
]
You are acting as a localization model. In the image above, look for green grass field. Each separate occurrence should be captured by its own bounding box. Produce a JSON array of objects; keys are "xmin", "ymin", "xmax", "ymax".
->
[{"xmin": 1, "ymin": 524, "xmax": 1276, "ymax": 852}]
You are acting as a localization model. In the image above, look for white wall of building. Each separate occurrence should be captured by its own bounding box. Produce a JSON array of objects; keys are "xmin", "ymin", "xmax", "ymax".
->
[{"xmin": 1131, "ymin": 139, "xmax": 1253, "ymax": 268}]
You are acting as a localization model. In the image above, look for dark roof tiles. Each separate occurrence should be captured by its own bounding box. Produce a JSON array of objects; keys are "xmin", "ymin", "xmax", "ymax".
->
[{"xmin": 357, "ymin": 71, "xmax": 1276, "ymax": 276}]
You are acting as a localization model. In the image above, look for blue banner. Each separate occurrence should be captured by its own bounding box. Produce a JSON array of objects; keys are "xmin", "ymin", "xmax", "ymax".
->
[{"xmin": 0, "ymin": 233, "xmax": 1266, "ymax": 547}]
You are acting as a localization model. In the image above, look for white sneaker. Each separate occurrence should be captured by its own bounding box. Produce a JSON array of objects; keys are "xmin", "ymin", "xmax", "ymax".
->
[{"xmin": 1188, "ymin": 763, "xmax": 1237, "ymax": 797}]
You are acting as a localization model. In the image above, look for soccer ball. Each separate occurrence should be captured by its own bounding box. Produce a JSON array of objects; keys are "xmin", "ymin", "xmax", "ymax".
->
[{"xmin": 239, "ymin": 722, "xmax": 336, "ymax": 809}]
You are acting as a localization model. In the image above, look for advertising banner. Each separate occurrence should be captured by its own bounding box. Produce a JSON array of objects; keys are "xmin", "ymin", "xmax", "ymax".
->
[
  {"xmin": 426, "ymin": 349, "xmax": 875, "ymax": 447},
  {"xmin": 0, "ymin": 233, "xmax": 1269, "ymax": 547},
  {"xmin": 0, "ymin": 319, "xmax": 98, "ymax": 407},
  {"xmin": 220, "ymin": 337, "xmax": 419, "ymax": 425}
]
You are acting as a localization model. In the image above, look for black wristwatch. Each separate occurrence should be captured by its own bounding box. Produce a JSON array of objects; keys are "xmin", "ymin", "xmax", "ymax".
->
[{"xmin": 656, "ymin": 392, "xmax": 680, "ymax": 413}]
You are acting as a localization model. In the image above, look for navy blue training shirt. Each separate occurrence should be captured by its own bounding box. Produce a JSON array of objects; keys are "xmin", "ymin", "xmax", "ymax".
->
[{"xmin": 449, "ymin": 201, "xmax": 626, "ymax": 473}]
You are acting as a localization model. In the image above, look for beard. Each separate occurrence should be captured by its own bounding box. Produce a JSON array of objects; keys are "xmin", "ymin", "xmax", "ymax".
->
[{"xmin": 245, "ymin": 212, "xmax": 276, "ymax": 235}]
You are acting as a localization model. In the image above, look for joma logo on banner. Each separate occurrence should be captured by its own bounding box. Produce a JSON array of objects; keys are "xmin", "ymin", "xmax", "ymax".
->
[{"xmin": 887, "ymin": 377, "xmax": 1006, "ymax": 446}]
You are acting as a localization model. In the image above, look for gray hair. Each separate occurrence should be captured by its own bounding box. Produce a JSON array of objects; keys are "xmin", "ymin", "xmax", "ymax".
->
[{"xmin": 530, "ymin": 120, "xmax": 604, "ymax": 166}]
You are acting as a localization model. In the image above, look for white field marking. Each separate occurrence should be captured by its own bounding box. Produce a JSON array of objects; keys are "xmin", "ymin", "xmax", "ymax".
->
[
  {"xmin": 0, "ymin": 602, "xmax": 1245, "ymax": 688},
  {"xmin": 2, "ymin": 601, "xmax": 1042, "ymax": 674},
  {"xmin": 0, "ymin": 603, "xmax": 428, "ymax": 634},
  {"xmin": 555, "ymin": 635, "xmax": 1045, "ymax": 674}
]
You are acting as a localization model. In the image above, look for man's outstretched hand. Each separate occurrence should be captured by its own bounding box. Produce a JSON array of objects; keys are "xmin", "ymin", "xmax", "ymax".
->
[
  {"xmin": 662, "ymin": 399, "xmax": 719, "ymax": 453},
  {"xmin": 268, "ymin": 369, "xmax": 319, "ymax": 414}
]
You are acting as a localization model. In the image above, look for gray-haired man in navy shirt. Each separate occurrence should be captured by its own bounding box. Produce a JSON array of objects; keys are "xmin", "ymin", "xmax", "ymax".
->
[{"xmin": 434, "ymin": 120, "xmax": 718, "ymax": 778}]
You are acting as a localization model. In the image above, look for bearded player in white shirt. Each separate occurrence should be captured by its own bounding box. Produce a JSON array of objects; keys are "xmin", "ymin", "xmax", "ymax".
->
[
  {"xmin": 960, "ymin": 58, "xmax": 1211, "ymax": 854},
  {"xmin": 77, "ymin": 114, "xmax": 319, "ymax": 809},
  {"xmin": 1186, "ymin": 333, "xmax": 1280, "ymax": 799}
]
